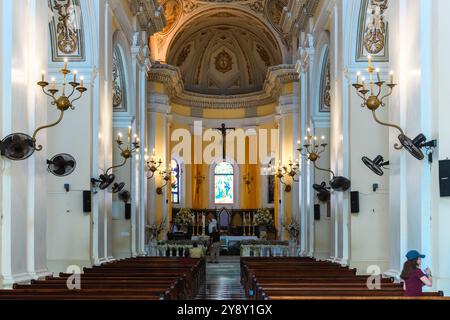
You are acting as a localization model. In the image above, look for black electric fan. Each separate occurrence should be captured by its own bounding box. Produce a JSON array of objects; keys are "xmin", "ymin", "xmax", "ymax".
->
[
  {"xmin": 313, "ymin": 182, "xmax": 331, "ymax": 202},
  {"xmin": 330, "ymin": 176, "xmax": 351, "ymax": 192},
  {"xmin": 91, "ymin": 173, "xmax": 116, "ymax": 190},
  {"xmin": 112, "ymin": 182, "xmax": 125, "ymax": 194},
  {"xmin": 0, "ymin": 133, "xmax": 35, "ymax": 161},
  {"xmin": 47, "ymin": 153, "xmax": 77, "ymax": 177},
  {"xmin": 398, "ymin": 133, "xmax": 437, "ymax": 161},
  {"xmin": 362, "ymin": 155, "xmax": 389, "ymax": 176},
  {"xmin": 118, "ymin": 190, "xmax": 131, "ymax": 204}
]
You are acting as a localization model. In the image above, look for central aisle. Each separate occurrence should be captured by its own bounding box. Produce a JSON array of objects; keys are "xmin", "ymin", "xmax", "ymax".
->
[{"xmin": 195, "ymin": 256, "xmax": 246, "ymax": 300}]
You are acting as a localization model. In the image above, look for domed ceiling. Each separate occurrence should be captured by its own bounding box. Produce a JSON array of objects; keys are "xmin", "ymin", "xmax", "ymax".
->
[{"xmin": 154, "ymin": 0, "xmax": 291, "ymax": 96}]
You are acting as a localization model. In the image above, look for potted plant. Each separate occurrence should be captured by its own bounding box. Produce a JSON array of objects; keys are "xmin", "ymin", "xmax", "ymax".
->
[{"xmin": 283, "ymin": 218, "xmax": 300, "ymax": 245}]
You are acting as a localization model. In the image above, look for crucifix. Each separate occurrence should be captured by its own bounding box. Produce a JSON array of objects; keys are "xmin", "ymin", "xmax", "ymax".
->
[{"xmin": 215, "ymin": 123, "xmax": 235, "ymax": 161}]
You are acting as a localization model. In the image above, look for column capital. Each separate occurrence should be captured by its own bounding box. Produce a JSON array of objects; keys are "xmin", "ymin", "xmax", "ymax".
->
[
  {"xmin": 147, "ymin": 93, "xmax": 171, "ymax": 114},
  {"xmin": 277, "ymin": 94, "xmax": 299, "ymax": 115}
]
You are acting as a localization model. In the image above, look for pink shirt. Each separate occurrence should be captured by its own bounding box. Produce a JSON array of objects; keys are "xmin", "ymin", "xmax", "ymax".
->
[{"xmin": 404, "ymin": 268, "xmax": 426, "ymax": 297}]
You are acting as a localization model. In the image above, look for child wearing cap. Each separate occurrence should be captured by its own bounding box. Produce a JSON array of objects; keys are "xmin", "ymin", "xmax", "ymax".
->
[{"xmin": 400, "ymin": 250, "xmax": 433, "ymax": 297}]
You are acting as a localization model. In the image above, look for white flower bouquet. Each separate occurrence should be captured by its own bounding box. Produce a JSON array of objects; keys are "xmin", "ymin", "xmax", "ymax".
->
[
  {"xmin": 283, "ymin": 218, "xmax": 300, "ymax": 240},
  {"xmin": 174, "ymin": 208, "xmax": 194, "ymax": 226},
  {"xmin": 146, "ymin": 217, "xmax": 167, "ymax": 240},
  {"xmin": 255, "ymin": 208, "xmax": 274, "ymax": 226}
]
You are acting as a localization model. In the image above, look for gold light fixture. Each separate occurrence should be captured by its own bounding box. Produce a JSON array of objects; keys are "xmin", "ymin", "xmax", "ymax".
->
[
  {"xmin": 156, "ymin": 165, "xmax": 172, "ymax": 195},
  {"xmin": 0, "ymin": 59, "xmax": 87, "ymax": 161},
  {"xmin": 266, "ymin": 159, "xmax": 300, "ymax": 193},
  {"xmin": 91, "ymin": 127, "xmax": 140, "ymax": 191},
  {"xmin": 243, "ymin": 172, "xmax": 254, "ymax": 193},
  {"xmin": 298, "ymin": 130, "xmax": 351, "ymax": 192},
  {"xmin": 351, "ymin": 55, "xmax": 437, "ymax": 161},
  {"xmin": 145, "ymin": 148, "xmax": 163, "ymax": 179}
]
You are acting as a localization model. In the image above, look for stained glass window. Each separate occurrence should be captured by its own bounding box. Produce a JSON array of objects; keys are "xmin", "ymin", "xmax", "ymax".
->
[
  {"xmin": 268, "ymin": 159, "xmax": 275, "ymax": 204},
  {"xmin": 214, "ymin": 162, "xmax": 234, "ymax": 205},
  {"xmin": 171, "ymin": 159, "xmax": 180, "ymax": 204}
]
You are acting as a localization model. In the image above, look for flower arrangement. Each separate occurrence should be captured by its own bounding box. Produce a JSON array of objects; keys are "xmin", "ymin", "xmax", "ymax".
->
[
  {"xmin": 255, "ymin": 208, "xmax": 274, "ymax": 226},
  {"xmin": 174, "ymin": 208, "xmax": 194, "ymax": 226},
  {"xmin": 146, "ymin": 217, "xmax": 167, "ymax": 241},
  {"xmin": 283, "ymin": 218, "xmax": 300, "ymax": 241}
]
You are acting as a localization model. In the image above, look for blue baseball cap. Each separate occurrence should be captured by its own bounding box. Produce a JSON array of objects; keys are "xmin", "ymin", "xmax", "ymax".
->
[{"xmin": 406, "ymin": 250, "xmax": 425, "ymax": 261}]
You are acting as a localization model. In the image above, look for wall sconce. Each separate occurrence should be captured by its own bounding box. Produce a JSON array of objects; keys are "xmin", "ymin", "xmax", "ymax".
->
[
  {"xmin": 243, "ymin": 172, "xmax": 254, "ymax": 193},
  {"xmin": 91, "ymin": 127, "xmax": 139, "ymax": 191},
  {"xmin": 298, "ymin": 131, "xmax": 351, "ymax": 192},
  {"xmin": 156, "ymin": 166, "xmax": 172, "ymax": 195},
  {"xmin": 362, "ymin": 155, "xmax": 389, "ymax": 176},
  {"xmin": 267, "ymin": 160, "xmax": 299, "ymax": 193},
  {"xmin": 145, "ymin": 148, "xmax": 162, "ymax": 179},
  {"xmin": 352, "ymin": 56, "xmax": 437, "ymax": 161},
  {"xmin": 0, "ymin": 59, "xmax": 87, "ymax": 161}
]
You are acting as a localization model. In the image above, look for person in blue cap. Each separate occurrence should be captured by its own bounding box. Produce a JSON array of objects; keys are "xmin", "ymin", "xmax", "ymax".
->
[{"xmin": 400, "ymin": 250, "xmax": 432, "ymax": 297}]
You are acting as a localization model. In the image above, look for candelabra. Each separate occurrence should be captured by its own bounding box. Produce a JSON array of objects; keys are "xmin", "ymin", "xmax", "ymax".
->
[
  {"xmin": 267, "ymin": 159, "xmax": 300, "ymax": 193},
  {"xmin": 298, "ymin": 130, "xmax": 351, "ymax": 192},
  {"xmin": 91, "ymin": 127, "xmax": 139, "ymax": 190},
  {"xmin": 145, "ymin": 148, "xmax": 163, "ymax": 179},
  {"xmin": 0, "ymin": 59, "xmax": 87, "ymax": 161},
  {"xmin": 156, "ymin": 166, "xmax": 172, "ymax": 195},
  {"xmin": 351, "ymin": 55, "xmax": 437, "ymax": 161}
]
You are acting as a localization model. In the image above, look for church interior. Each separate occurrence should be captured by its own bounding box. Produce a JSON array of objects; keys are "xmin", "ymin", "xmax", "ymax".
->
[{"xmin": 0, "ymin": 0, "xmax": 449, "ymax": 301}]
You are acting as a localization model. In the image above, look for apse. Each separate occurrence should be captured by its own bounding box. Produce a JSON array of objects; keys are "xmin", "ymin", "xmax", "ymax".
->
[{"xmin": 166, "ymin": 10, "xmax": 283, "ymax": 95}]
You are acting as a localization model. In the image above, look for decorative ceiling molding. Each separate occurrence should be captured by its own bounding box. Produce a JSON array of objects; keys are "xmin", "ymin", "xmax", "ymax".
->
[
  {"xmin": 127, "ymin": 0, "xmax": 166, "ymax": 35},
  {"xmin": 148, "ymin": 63, "xmax": 299, "ymax": 109},
  {"xmin": 280, "ymin": 0, "xmax": 321, "ymax": 35},
  {"xmin": 48, "ymin": 0, "xmax": 85, "ymax": 62},
  {"xmin": 356, "ymin": 0, "xmax": 389, "ymax": 62}
]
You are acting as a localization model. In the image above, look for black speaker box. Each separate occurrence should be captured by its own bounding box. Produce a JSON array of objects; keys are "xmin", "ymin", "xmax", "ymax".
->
[
  {"xmin": 83, "ymin": 191, "xmax": 91, "ymax": 213},
  {"xmin": 439, "ymin": 160, "xmax": 450, "ymax": 197},
  {"xmin": 125, "ymin": 203, "xmax": 131, "ymax": 220},
  {"xmin": 350, "ymin": 191, "xmax": 360, "ymax": 213},
  {"xmin": 314, "ymin": 204, "xmax": 320, "ymax": 220}
]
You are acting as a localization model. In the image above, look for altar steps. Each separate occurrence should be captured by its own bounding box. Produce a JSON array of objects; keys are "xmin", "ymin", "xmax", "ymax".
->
[{"xmin": 195, "ymin": 257, "xmax": 246, "ymax": 300}]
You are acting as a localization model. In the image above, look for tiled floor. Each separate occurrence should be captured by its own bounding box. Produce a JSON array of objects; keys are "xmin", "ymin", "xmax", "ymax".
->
[{"xmin": 195, "ymin": 256, "xmax": 246, "ymax": 300}]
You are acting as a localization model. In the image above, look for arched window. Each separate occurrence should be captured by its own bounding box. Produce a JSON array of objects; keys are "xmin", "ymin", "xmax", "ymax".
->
[
  {"xmin": 214, "ymin": 162, "xmax": 234, "ymax": 205},
  {"xmin": 112, "ymin": 46, "xmax": 127, "ymax": 112},
  {"xmin": 171, "ymin": 159, "xmax": 180, "ymax": 204},
  {"xmin": 268, "ymin": 159, "xmax": 275, "ymax": 204}
]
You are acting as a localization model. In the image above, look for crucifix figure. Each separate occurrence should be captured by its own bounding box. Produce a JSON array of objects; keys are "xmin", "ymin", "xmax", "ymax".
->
[{"xmin": 215, "ymin": 123, "xmax": 235, "ymax": 160}]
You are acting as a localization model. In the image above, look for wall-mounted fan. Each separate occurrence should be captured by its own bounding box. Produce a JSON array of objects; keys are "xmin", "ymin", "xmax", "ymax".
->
[
  {"xmin": 112, "ymin": 182, "xmax": 125, "ymax": 194},
  {"xmin": 313, "ymin": 182, "xmax": 330, "ymax": 202},
  {"xmin": 91, "ymin": 173, "xmax": 115, "ymax": 190},
  {"xmin": 0, "ymin": 133, "xmax": 35, "ymax": 161},
  {"xmin": 362, "ymin": 155, "xmax": 389, "ymax": 176},
  {"xmin": 118, "ymin": 190, "xmax": 131, "ymax": 204},
  {"xmin": 47, "ymin": 153, "xmax": 77, "ymax": 177},
  {"xmin": 330, "ymin": 176, "xmax": 351, "ymax": 192},
  {"xmin": 398, "ymin": 133, "xmax": 437, "ymax": 161}
]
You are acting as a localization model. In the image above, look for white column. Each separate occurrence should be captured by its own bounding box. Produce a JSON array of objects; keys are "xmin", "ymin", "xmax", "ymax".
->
[
  {"xmin": 91, "ymin": 0, "xmax": 114, "ymax": 265},
  {"xmin": 0, "ymin": 0, "xmax": 51, "ymax": 287}
]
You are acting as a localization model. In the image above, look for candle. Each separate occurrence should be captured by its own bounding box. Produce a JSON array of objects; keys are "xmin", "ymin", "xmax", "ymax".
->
[
  {"xmin": 202, "ymin": 214, "xmax": 205, "ymax": 233},
  {"xmin": 64, "ymin": 58, "xmax": 68, "ymax": 70},
  {"xmin": 367, "ymin": 54, "xmax": 372, "ymax": 68},
  {"xmin": 390, "ymin": 71, "xmax": 394, "ymax": 84},
  {"xmin": 128, "ymin": 126, "xmax": 132, "ymax": 143},
  {"xmin": 41, "ymin": 71, "xmax": 45, "ymax": 82},
  {"xmin": 80, "ymin": 76, "xmax": 84, "ymax": 87},
  {"xmin": 51, "ymin": 77, "xmax": 56, "ymax": 90},
  {"xmin": 73, "ymin": 70, "xmax": 77, "ymax": 82},
  {"xmin": 376, "ymin": 68, "xmax": 380, "ymax": 82},
  {"xmin": 356, "ymin": 71, "xmax": 361, "ymax": 85},
  {"xmin": 118, "ymin": 132, "xmax": 123, "ymax": 143},
  {"xmin": 362, "ymin": 77, "xmax": 366, "ymax": 91}
]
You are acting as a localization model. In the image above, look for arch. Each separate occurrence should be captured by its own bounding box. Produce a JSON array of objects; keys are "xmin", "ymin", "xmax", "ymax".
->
[
  {"xmin": 171, "ymin": 154, "xmax": 186, "ymax": 208},
  {"xmin": 208, "ymin": 157, "xmax": 240, "ymax": 209},
  {"xmin": 112, "ymin": 30, "xmax": 134, "ymax": 117}
]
